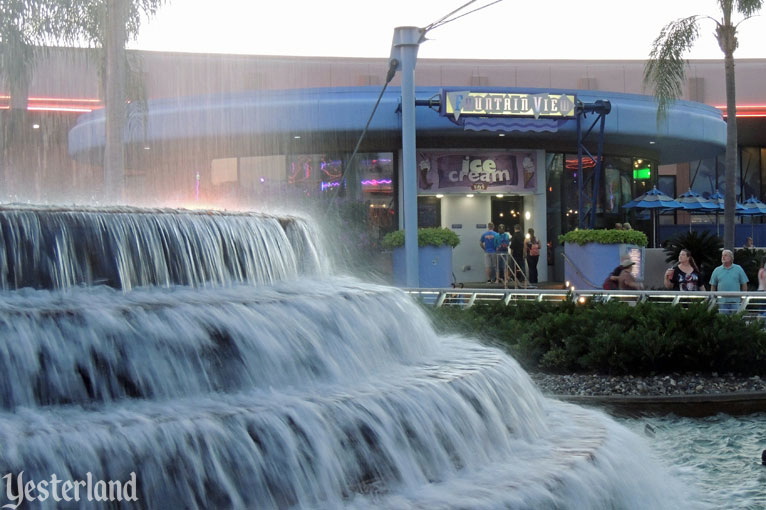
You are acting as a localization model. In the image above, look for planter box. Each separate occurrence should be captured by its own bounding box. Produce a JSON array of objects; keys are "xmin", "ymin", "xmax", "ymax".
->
[
  {"xmin": 392, "ymin": 245, "xmax": 453, "ymax": 288},
  {"xmin": 564, "ymin": 243, "xmax": 644, "ymax": 290}
]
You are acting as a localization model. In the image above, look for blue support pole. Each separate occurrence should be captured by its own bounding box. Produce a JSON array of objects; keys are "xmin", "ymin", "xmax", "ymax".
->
[
  {"xmin": 392, "ymin": 27, "xmax": 423, "ymax": 287},
  {"xmin": 576, "ymin": 107, "xmax": 585, "ymax": 229}
]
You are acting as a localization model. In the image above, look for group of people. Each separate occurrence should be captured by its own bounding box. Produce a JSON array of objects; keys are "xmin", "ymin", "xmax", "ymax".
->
[
  {"xmin": 480, "ymin": 222, "xmax": 540, "ymax": 285},
  {"xmin": 605, "ymin": 248, "xmax": 753, "ymax": 302}
]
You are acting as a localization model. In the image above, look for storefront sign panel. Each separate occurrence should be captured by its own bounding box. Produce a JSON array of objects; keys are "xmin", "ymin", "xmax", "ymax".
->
[
  {"xmin": 444, "ymin": 91, "xmax": 576, "ymax": 120},
  {"xmin": 417, "ymin": 151, "xmax": 537, "ymax": 193}
]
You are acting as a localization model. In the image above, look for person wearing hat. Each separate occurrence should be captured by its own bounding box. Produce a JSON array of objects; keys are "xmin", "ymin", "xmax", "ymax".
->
[{"xmin": 617, "ymin": 257, "xmax": 643, "ymax": 290}]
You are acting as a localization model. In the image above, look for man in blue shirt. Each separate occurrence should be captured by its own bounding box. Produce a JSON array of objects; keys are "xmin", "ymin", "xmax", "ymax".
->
[
  {"xmin": 494, "ymin": 224, "xmax": 511, "ymax": 283},
  {"xmin": 480, "ymin": 222, "xmax": 498, "ymax": 283},
  {"xmin": 709, "ymin": 249, "xmax": 748, "ymax": 313}
]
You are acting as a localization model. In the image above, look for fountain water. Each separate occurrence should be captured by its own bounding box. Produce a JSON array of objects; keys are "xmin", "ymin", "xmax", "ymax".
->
[{"xmin": 0, "ymin": 206, "xmax": 705, "ymax": 509}]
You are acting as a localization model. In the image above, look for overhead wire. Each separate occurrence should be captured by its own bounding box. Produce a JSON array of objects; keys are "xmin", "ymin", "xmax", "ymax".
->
[{"xmin": 326, "ymin": 0, "xmax": 504, "ymax": 210}]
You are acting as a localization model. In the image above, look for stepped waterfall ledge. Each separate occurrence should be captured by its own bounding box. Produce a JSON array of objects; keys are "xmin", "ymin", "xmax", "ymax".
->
[{"xmin": 0, "ymin": 206, "xmax": 705, "ymax": 509}]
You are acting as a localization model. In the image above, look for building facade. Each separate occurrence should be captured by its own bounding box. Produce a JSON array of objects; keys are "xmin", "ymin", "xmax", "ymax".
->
[{"xmin": 4, "ymin": 50, "xmax": 766, "ymax": 282}]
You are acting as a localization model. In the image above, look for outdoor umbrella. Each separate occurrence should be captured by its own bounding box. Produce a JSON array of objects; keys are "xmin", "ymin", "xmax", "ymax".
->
[
  {"xmin": 622, "ymin": 186, "xmax": 683, "ymax": 247},
  {"xmin": 740, "ymin": 196, "xmax": 766, "ymax": 241},
  {"xmin": 675, "ymin": 188, "xmax": 719, "ymax": 232},
  {"xmin": 709, "ymin": 190, "xmax": 747, "ymax": 236}
]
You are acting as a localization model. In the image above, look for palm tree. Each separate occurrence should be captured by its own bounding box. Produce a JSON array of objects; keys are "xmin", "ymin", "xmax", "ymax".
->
[
  {"xmin": 644, "ymin": 0, "xmax": 763, "ymax": 250},
  {"xmin": 1, "ymin": 0, "xmax": 166, "ymax": 203}
]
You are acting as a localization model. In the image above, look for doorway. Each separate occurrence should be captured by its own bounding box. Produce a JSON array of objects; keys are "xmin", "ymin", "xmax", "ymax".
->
[{"xmin": 491, "ymin": 196, "xmax": 524, "ymax": 233}]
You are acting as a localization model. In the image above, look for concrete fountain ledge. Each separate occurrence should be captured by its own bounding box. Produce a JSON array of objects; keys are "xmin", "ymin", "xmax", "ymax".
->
[{"xmin": 531, "ymin": 372, "xmax": 766, "ymax": 416}]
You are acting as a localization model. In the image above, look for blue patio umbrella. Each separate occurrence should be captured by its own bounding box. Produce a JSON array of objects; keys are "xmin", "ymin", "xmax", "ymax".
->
[
  {"xmin": 674, "ymin": 189, "xmax": 718, "ymax": 232},
  {"xmin": 622, "ymin": 186, "xmax": 683, "ymax": 247},
  {"xmin": 676, "ymin": 189, "xmax": 719, "ymax": 211},
  {"xmin": 708, "ymin": 189, "xmax": 747, "ymax": 236},
  {"xmin": 739, "ymin": 196, "xmax": 766, "ymax": 242},
  {"xmin": 708, "ymin": 190, "xmax": 746, "ymax": 212}
]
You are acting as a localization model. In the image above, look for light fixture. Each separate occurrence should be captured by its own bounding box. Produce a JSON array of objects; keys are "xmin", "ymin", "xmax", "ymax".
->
[
  {"xmin": 498, "ymin": 133, "xmax": 505, "ymax": 137},
  {"xmin": 436, "ymin": 194, "xmax": 444, "ymax": 198},
  {"xmin": 143, "ymin": 146, "xmax": 150, "ymax": 150},
  {"xmin": 649, "ymin": 141, "xmax": 656, "ymax": 145},
  {"xmin": 524, "ymin": 211, "xmax": 531, "ymax": 220},
  {"xmin": 499, "ymin": 212, "xmax": 504, "ymax": 217},
  {"xmin": 293, "ymin": 135, "xmax": 301, "ymax": 139},
  {"xmin": 496, "ymin": 194, "xmax": 504, "ymax": 198},
  {"xmin": 466, "ymin": 194, "xmax": 474, "ymax": 198},
  {"xmin": 32, "ymin": 124, "xmax": 40, "ymax": 129}
]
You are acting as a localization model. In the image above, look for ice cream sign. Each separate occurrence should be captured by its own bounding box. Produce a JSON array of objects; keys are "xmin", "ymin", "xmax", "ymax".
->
[
  {"xmin": 417, "ymin": 151, "xmax": 537, "ymax": 193},
  {"xmin": 444, "ymin": 91, "xmax": 576, "ymax": 120}
]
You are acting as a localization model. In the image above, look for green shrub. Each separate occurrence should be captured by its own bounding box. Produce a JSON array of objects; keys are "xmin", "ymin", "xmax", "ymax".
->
[
  {"xmin": 382, "ymin": 227, "xmax": 460, "ymax": 249},
  {"xmin": 558, "ymin": 228, "xmax": 648, "ymax": 247},
  {"xmin": 428, "ymin": 299, "xmax": 766, "ymax": 376}
]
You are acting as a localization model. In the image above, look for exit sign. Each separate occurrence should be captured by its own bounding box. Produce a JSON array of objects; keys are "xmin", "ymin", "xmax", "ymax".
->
[{"xmin": 633, "ymin": 167, "xmax": 651, "ymax": 179}]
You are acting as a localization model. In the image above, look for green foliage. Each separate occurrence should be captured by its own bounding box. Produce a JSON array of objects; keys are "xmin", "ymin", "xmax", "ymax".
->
[
  {"xmin": 643, "ymin": 15, "xmax": 701, "ymax": 121},
  {"xmin": 558, "ymin": 229, "xmax": 648, "ymax": 247},
  {"xmin": 382, "ymin": 227, "xmax": 460, "ymax": 249},
  {"xmin": 429, "ymin": 299, "xmax": 766, "ymax": 376},
  {"xmin": 663, "ymin": 230, "xmax": 723, "ymax": 286}
]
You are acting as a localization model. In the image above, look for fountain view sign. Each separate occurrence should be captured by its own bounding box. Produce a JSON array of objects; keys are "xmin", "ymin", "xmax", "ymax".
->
[
  {"xmin": 443, "ymin": 91, "xmax": 577, "ymax": 120},
  {"xmin": 417, "ymin": 151, "xmax": 537, "ymax": 193}
]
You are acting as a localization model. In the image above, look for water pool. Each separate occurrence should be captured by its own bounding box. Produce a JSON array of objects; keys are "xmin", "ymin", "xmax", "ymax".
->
[{"xmin": 621, "ymin": 413, "xmax": 766, "ymax": 510}]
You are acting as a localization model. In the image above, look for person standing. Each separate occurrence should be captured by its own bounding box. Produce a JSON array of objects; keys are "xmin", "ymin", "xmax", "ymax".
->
[
  {"xmin": 757, "ymin": 258, "xmax": 766, "ymax": 290},
  {"xmin": 664, "ymin": 249, "xmax": 705, "ymax": 291},
  {"xmin": 494, "ymin": 224, "xmax": 510, "ymax": 283},
  {"xmin": 480, "ymin": 222, "xmax": 498, "ymax": 283},
  {"xmin": 709, "ymin": 249, "xmax": 748, "ymax": 313},
  {"xmin": 525, "ymin": 228, "xmax": 541, "ymax": 284},
  {"xmin": 510, "ymin": 224, "xmax": 526, "ymax": 283},
  {"xmin": 617, "ymin": 258, "xmax": 643, "ymax": 290}
]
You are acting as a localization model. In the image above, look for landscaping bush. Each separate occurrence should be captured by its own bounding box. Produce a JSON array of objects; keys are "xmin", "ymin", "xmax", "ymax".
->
[{"xmin": 425, "ymin": 298, "xmax": 766, "ymax": 376}]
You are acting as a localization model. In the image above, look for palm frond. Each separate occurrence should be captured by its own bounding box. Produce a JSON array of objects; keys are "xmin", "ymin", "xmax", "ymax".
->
[
  {"xmin": 643, "ymin": 15, "xmax": 701, "ymax": 122},
  {"xmin": 736, "ymin": 0, "xmax": 764, "ymax": 17}
]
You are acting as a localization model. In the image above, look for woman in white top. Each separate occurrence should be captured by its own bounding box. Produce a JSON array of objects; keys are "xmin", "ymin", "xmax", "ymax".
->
[{"xmin": 757, "ymin": 258, "xmax": 766, "ymax": 290}]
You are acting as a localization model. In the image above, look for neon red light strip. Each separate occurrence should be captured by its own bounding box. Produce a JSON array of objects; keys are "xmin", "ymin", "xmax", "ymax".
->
[{"xmin": 27, "ymin": 106, "xmax": 95, "ymax": 113}]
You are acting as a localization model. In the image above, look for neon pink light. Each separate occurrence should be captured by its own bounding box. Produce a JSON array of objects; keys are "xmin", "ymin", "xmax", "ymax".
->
[
  {"xmin": 27, "ymin": 106, "xmax": 94, "ymax": 113},
  {"xmin": 361, "ymin": 179, "xmax": 392, "ymax": 186}
]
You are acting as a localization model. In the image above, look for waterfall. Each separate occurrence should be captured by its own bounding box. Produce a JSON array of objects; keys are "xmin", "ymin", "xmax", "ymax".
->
[
  {"xmin": 0, "ymin": 205, "xmax": 325, "ymax": 290},
  {"xmin": 0, "ymin": 207, "xmax": 705, "ymax": 509}
]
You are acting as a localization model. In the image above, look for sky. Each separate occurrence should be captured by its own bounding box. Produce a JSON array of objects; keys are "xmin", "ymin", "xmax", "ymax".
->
[{"xmin": 131, "ymin": 0, "xmax": 766, "ymax": 61}]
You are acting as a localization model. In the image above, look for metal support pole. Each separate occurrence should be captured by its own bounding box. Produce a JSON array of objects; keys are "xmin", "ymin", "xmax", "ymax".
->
[
  {"xmin": 590, "ymin": 105, "xmax": 608, "ymax": 229},
  {"xmin": 576, "ymin": 109, "xmax": 585, "ymax": 229},
  {"xmin": 392, "ymin": 27, "xmax": 423, "ymax": 287}
]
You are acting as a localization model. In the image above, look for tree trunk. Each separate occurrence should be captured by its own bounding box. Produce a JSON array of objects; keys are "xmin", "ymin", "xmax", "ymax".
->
[
  {"xmin": 104, "ymin": 0, "xmax": 128, "ymax": 203},
  {"xmin": 723, "ymin": 49, "xmax": 737, "ymax": 250}
]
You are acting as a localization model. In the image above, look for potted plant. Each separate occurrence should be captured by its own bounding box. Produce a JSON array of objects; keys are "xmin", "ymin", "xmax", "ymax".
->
[
  {"xmin": 382, "ymin": 227, "xmax": 460, "ymax": 287},
  {"xmin": 559, "ymin": 229, "xmax": 648, "ymax": 289}
]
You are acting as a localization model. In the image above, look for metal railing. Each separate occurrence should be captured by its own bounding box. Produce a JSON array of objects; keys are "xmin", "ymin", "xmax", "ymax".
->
[{"xmin": 406, "ymin": 287, "xmax": 766, "ymax": 321}]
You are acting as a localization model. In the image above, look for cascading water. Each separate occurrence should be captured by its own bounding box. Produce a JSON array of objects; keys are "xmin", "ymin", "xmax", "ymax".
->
[{"xmin": 0, "ymin": 206, "xmax": 705, "ymax": 509}]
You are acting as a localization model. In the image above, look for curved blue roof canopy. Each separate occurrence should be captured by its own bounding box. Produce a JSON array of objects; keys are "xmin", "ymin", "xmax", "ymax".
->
[{"xmin": 68, "ymin": 86, "xmax": 725, "ymax": 165}]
